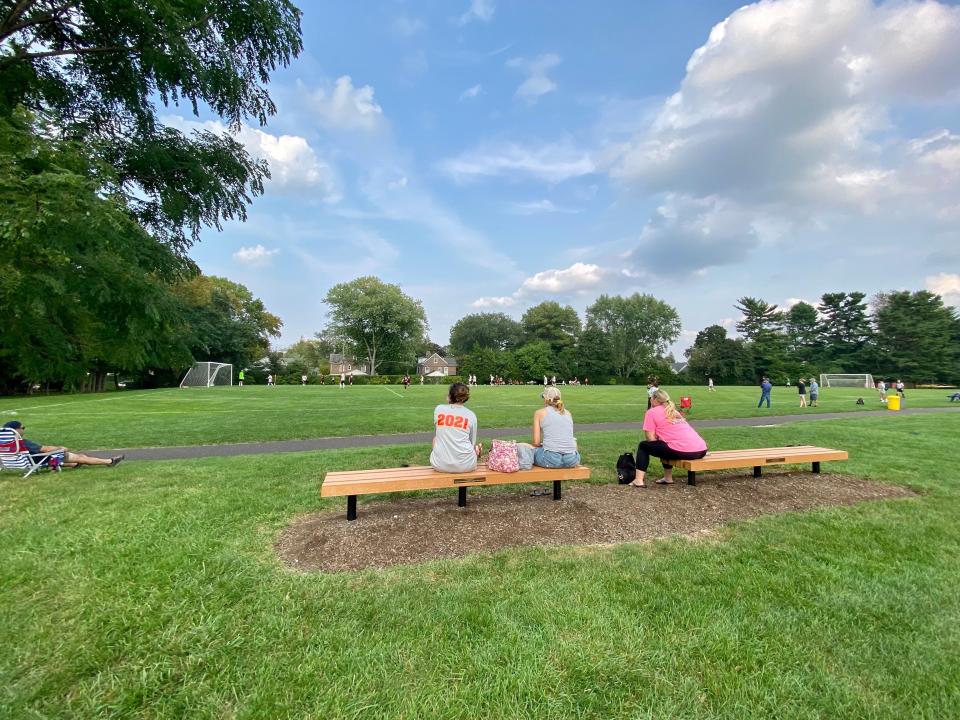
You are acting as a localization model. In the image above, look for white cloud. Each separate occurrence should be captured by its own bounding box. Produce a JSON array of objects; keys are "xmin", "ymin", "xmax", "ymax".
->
[
  {"xmin": 459, "ymin": 84, "xmax": 483, "ymax": 101},
  {"xmin": 234, "ymin": 244, "xmax": 279, "ymax": 267},
  {"xmin": 308, "ymin": 76, "xmax": 383, "ymax": 131},
  {"xmin": 162, "ymin": 115, "xmax": 341, "ymax": 201},
  {"xmin": 472, "ymin": 295, "xmax": 518, "ymax": 308},
  {"xmin": 472, "ymin": 262, "xmax": 614, "ymax": 308},
  {"xmin": 509, "ymin": 199, "xmax": 580, "ymax": 215},
  {"xmin": 458, "ymin": 0, "xmax": 495, "ymax": 25},
  {"xmin": 439, "ymin": 140, "xmax": 595, "ymax": 183},
  {"xmin": 521, "ymin": 263, "xmax": 606, "ymax": 293},
  {"xmin": 392, "ymin": 16, "xmax": 425, "ymax": 36},
  {"xmin": 507, "ymin": 53, "xmax": 561, "ymax": 103},
  {"xmin": 926, "ymin": 273, "xmax": 960, "ymax": 307},
  {"xmin": 610, "ymin": 0, "xmax": 960, "ymax": 273}
]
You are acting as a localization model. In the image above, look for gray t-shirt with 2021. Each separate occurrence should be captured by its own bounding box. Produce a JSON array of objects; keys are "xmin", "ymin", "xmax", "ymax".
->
[{"xmin": 430, "ymin": 404, "xmax": 478, "ymax": 473}]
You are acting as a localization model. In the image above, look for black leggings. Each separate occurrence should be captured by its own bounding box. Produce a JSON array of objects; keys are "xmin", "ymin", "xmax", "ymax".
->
[{"xmin": 636, "ymin": 440, "xmax": 707, "ymax": 471}]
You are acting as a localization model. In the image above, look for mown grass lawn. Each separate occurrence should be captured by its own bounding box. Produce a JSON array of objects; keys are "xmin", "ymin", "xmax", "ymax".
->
[
  {"xmin": 2, "ymin": 414, "xmax": 958, "ymax": 718},
  {"xmin": 0, "ymin": 384, "xmax": 954, "ymax": 450}
]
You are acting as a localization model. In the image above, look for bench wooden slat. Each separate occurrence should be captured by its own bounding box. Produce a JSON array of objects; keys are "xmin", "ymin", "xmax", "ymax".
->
[
  {"xmin": 321, "ymin": 463, "xmax": 591, "ymax": 497},
  {"xmin": 673, "ymin": 447, "xmax": 848, "ymax": 472}
]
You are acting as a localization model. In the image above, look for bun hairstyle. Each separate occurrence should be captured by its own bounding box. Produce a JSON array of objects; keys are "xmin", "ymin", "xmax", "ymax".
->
[
  {"xmin": 650, "ymin": 389, "xmax": 683, "ymax": 423},
  {"xmin": 541, "ymin": 386, "xmax": 566, "ymax": 414},
  {"xmin": 448, "ymin": 382, "xmax": 470, "ymax": 404}
]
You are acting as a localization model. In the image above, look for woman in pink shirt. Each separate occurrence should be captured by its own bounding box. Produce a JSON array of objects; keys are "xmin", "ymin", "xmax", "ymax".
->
[{"xmin": 628, "ymin": 389, "xmax": 708, "ymax": 488}]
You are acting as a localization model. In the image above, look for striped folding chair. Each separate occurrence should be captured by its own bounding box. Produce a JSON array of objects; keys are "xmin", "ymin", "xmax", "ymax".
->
[{"xmin": 0, "ymin": 427, "xmax": 64, "ymax": 478}]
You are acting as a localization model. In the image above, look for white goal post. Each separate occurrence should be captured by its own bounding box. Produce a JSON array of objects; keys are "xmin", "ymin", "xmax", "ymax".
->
[
  {"xmin": 819, "ymin": 373, "xmax": 874, "ymax": 389},
  {"xmin": 180, "ymin": 362, "xmax": 234, "ymax": 388}
]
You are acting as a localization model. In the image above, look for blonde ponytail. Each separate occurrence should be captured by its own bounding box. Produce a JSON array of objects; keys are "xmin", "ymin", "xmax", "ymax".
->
[
  {"xmin": 651, "ymin": 389, "xmax": 684, "ymax": 423},
  {"xmin": 541, "ymin": 386, "xmax": 567, "ymax": 414}
]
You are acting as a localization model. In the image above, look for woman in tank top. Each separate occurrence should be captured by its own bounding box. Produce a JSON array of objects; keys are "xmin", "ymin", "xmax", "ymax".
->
[{"xmin": 531, "ymin": 386, "xmax": 580, "ymax": 468}]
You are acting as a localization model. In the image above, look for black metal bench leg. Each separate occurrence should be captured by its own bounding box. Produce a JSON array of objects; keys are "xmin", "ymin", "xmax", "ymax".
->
[
  {"xmin": 553, "ymin": 480, "xmax": 561, "ymax": 500},
  {"xmin": 687, "ymin": 470, "xmax": 696, "ymax": 485},
  {"xmin": 458, "ymin": 486, "xmax": 467, "ymax": 507},
  {"xmin": 753, "ymin": 466, "xmax": 762, "ymax": 478},
  {"xmin": 812, "ymin": 461, "xmax": 821, "ymax": 474},
  {"xmin": 347, "ymin": 495, "xmax": 357, "ymax": 521}
]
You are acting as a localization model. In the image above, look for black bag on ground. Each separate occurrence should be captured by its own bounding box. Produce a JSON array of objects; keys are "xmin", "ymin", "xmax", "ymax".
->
[{"xmin": 616, "ymin": 452, "xmax": 636, "ymax": 484}]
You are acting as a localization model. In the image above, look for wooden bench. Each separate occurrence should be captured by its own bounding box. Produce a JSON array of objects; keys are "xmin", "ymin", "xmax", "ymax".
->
[
  {"xmin": 321, "ymin": 463, "xmax": 591, "ymax": 520},
  {"xmin": 673, "ymin": 445, "xmax": 848, "ymax": 485}
]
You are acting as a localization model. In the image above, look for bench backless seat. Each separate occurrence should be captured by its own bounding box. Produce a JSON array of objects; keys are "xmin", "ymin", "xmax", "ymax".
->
[
  {"xmin": 322, "ymin": 463, "xmax": 591, "ymax": 520},
  {"xmin": 672, "ymin": 445, "xmax": 848, "ymax": 485}
]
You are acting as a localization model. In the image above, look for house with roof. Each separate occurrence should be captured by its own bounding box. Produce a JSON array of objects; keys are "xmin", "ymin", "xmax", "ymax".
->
[
  {"xmin": 329, "ymin": 353, "xmax": 371, "ymax": 376},
  {"xmin": 417, "ymin": 353, "xmax": 458, "ymax": 377}
]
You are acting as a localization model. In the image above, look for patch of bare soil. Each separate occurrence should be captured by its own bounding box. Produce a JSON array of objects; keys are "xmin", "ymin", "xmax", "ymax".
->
[{"xmin": 276, "ymin": 472, "xmax": 916, "ymax": 573}]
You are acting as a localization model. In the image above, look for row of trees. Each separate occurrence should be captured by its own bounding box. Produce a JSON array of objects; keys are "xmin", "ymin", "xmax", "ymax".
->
[
  {"xmin": 311, "ymin": 277, "xmax": 683, "ymax": 384},
  {"xmin": 1, "ymin": 1, "xmax": 303, "ymax": 392},
  {"xmin": 685, "ymin": 292, "xmax": 960, "ymax": 385},
  {"xmin": 303, "ymin": 277, "xmax": 959, "ymax": 387}
]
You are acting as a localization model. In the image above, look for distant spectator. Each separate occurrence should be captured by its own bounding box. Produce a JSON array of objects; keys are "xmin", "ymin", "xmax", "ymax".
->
[
  {"xmin": 809, "ymin": 378, "xmax": 819, "ymax": 407},
  {"xmin": 708, "ymin": 377, "xmax": 715, "ymax": 392},
  {"xmin": 797, "ymin": 378, "xmax": 807, "ymax": 408},
  {"xmin": 267, "ymin": 374, "xmax": 274, "ymax": 387},
  {"xmin": 301, "ymin": 374, "xmax": 307, "ymax": 386},
  {"xmin": 877, "ymin": 379, "xmax": 887, "ymax": 402},
  {"xmin": 896, "ymin": 379, "xmax": 905, "ymax": 398},
  {"xmin": 758, "ymin": 377, "xmax": 772, "ymax": 408}
]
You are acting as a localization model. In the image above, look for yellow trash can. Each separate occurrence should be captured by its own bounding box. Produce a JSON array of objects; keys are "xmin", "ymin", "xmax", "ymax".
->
[{"xmin": 887, "ymin": 395, "xmax": 901, "ymax": 411}]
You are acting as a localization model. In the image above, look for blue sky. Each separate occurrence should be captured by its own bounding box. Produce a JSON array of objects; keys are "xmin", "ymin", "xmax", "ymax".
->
[{"xmin": 178, "ymin": 0, "xmax": 960, "ymax": 355}]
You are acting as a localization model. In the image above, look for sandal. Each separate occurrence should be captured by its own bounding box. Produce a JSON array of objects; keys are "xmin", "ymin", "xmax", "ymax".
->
[
  {"xmin": 655, "ymin": 479, "xmax": 674, "ymax": 485},
  {"xmin": 627, "ymin": 481, "xmax": 647, "ymax": 488}
]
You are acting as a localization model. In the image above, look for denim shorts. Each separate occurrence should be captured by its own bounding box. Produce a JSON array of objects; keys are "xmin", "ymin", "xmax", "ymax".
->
[{"xmin": 533, "ymin": 447, "xmax": 581, "ymax": 468}]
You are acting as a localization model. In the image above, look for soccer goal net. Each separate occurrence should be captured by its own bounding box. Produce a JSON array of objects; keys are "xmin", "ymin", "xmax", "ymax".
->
[
  {"xmin": 819, "ymin": 373, "xmax": 874, "ymax": 388},
  {"xmin": 180, "ymin": 362, "xmax": 233, "ymax": 388}
]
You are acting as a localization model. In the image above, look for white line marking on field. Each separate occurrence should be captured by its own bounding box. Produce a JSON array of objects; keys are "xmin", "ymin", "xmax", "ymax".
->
[
  {"xmin": 4, "ymin": 392, "xmax": 158, "ymax": 413},
  {"xmin": 382, "ymin": 387, "xmax": 404, "ymax": 398}
]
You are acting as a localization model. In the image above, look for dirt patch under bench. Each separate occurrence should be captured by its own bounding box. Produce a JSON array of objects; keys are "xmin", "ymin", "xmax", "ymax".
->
[{"xmin": 276, "ymin": 472, "xmax": 916, "ymax": 573}]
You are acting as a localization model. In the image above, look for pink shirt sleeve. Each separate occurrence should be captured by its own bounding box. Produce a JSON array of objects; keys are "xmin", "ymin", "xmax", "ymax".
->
[{"xmin": 642, "ymin": 405, "xmax": 663, "ymax": 434}]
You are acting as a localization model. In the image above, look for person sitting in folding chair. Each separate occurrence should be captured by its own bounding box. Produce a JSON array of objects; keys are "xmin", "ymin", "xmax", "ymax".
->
[{"xmin": 1, "ymin": 421, "xmax": 123, "ymax": 473}]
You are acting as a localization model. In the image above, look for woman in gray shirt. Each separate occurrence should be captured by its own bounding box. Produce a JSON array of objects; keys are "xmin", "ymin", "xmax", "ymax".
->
[
  {"xmin": 531, "ymin": 386, "xmax": 580, "ymax": 468},
  {"xmin": 430, "ymin": 383, "xmax": 482, "ymax": 473}
]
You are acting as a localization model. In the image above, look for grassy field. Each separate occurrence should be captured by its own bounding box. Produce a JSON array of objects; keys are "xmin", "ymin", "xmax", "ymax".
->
[
  {"xmin": 2, "ymin": 414, "xmax": 959, "ymax": 718},
  {"xmin": 1, "ymin": 383, "xmax": 954, "ymax": 450}
]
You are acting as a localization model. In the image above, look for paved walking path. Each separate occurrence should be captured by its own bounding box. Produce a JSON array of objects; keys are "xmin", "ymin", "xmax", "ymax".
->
[{"xmin": 102, "ymin": 406, "xmax": 958, "ymax": 461}]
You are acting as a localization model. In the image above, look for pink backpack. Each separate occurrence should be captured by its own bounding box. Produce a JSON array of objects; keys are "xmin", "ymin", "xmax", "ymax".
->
[{"xmin": 487, "ymin": 439, "xmax": 520, "ymax": 473}]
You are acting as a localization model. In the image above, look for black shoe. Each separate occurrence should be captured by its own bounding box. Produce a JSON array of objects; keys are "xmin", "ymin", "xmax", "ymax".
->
[{"xmin": 109, "ymin": 454, "xmax": 125, "ymax": 467}]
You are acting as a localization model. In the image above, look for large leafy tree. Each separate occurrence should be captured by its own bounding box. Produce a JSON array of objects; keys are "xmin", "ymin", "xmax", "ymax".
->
[
  {"xmin": 0, "ymin": 113, "xmax": 193, "ymax": 391},
  {"xmin": 783, "ymin": 301, "xmax": 821, "ymax": 363},
  {"xmin": 174, "ymin": 275, "xmax": 282, "ymax": 372},
  {"xmin": 521, "ymin": 301, "xmax": 581, "ymax": 354},
  {"xmin": 583, "ymin": 294, "xmax": 681, "ymax": 380},
  {"xmin": 872, "ymin": 291, "xmax": 960, "ymax": 383},
  {"xmin": 1, "ymin": 0, "xmax": 303, "ymax": 252},
  {"xmin": 735, "ymin": 296, "xmax": 785, "ymax": 379},
  {"xmin": 817, "ymin": 292, "xmax": 873, "ymax": 370},
  {"xmin": 448, "ymin": 312, "xmax": 524, "ymax": 356},
  {"xmin": 684, "ymin": 325, "xmax": 755, "ymax": 384},
  {"xmin": 324, "ymin": 277, "xmax": 428, "ymax": 376}
]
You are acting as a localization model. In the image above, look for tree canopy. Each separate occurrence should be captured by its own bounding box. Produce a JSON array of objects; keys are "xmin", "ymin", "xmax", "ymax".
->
[
  {"xmin": 1, "ymin": 0, "xmax": 303, "ymax": 252},
  {"xmin": 323, "ymin": 277, "xmax": 428, "ymax": 376},
  {"xmin": 448, "ymin": 312, "xmax": 524, "ymax": 356},
  {"xmin": 521, "ymin": 301, "xmax": 581, "ymax": 354},
  {"xmin": 584, "ymin": 294, "xmax": 681, "ymax": 379}
]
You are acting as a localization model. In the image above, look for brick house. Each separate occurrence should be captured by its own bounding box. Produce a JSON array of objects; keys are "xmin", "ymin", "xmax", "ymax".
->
[
  {"xmin": 417, "ymin": 353, "xmax": 458, "ymax": 377},
  {"xmin": 329, "ymin": 353, "xmax": 371, "ymax": 376}
]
